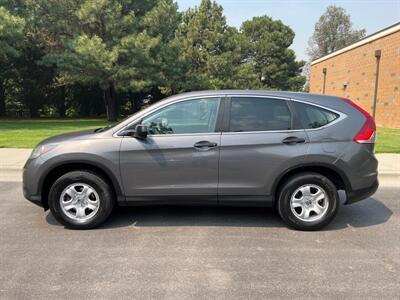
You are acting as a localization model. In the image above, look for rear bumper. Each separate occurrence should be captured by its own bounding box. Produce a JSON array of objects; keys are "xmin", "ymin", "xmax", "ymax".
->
[{"xmin": 345, "ymin": 179, "xmax": 379, "ymax": 205}]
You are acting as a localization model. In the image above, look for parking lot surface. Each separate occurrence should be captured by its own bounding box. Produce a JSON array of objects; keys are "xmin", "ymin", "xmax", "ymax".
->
[{"xmin": 0, "ymin": 182, "xmax": 399, "ymax": 299}]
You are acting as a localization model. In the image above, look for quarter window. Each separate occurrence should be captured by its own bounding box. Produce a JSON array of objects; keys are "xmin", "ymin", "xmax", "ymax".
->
[
  {"xmin": 229, "ymin": 97, "xmax": 292, "ymax": 132},
  {"xmin": 142, "ymin": 98, "xmax": 221, "ymax": 135},
  {"xmin": 293, "ymin": 102, "xmax": 339, "ymax": 129}
]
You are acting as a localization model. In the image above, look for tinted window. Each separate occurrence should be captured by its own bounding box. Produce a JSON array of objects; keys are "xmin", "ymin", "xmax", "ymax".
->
[
  {"xmin": 142, "ymin": 98, "xmax": 220, "ymax": 135},
  {"xmin": 293, "ymin": 102, "xmax": 339, "ymax": 129},
  {"xmin": 229, "ymin": 97, "xmax": 291, "ymax": 132}
]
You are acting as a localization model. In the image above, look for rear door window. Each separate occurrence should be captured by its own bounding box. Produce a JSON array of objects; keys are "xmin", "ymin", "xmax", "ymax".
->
[
  {"xmin": 229, "ymin": 97, "xmax": 292, "ymax": 132},
  {"xmin": 293, "ymin": 102, "xmax": 339, "ymax": 129}
]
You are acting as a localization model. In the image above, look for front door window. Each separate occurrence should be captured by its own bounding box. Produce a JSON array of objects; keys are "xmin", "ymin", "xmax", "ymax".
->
[{"xmin": 142, "ymin": 98, "xmax": 221, "ymax": 135}]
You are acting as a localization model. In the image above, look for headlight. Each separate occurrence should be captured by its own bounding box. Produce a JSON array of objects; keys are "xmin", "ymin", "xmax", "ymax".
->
[{"xmin": 30, "ymin": 144, "xmax": 58, "ymax": 159}]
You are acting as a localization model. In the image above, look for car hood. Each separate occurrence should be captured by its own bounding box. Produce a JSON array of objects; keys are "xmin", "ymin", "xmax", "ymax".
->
[{"xmin": 39, "ymin": 129, "xmax": 97, "ymax": 145}]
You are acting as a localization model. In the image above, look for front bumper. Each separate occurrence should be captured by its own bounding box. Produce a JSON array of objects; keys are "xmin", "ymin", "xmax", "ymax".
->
[
  {"xmin": 23, "ymin": 158, "xmax": 45, "ymax": 208},
  {"xmin": 23, "ymin": 186, "xmax": 43, "ymax": 207},
  {"xmin": 345, "ymin": 179, "xmax": 379, "ymax": 205}
]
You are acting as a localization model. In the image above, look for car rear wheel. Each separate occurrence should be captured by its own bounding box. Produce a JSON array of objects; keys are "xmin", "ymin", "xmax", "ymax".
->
[
  {"xmin": 277, "ymin": 172, "xmax": 339, "ymax": 231},
  {"xmin": 48, "ymin": 170, "xmax": 114, "ymax": 229}
]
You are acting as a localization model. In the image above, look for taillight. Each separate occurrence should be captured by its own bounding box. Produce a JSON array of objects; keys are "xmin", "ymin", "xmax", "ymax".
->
[{"xmin": 341, "ymin": 98, "xmax": 376, "ymax": 144}]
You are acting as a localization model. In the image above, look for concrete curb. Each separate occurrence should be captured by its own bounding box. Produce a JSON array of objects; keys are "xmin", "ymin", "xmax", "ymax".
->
[
  {"xmin": 378, "ymin": 173, "xmax": 400, "ymax": 187},
  {"xmin": 0, "ymin": 169, "xmax": 23, "ymax": 182}
]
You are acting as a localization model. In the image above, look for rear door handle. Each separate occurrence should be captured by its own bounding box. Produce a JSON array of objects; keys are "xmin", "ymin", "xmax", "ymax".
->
[
  {"xmin": 194, "ymin": 141, "xmax": 218, "ymax": 150},
  {"xmin": 282, "ymin": 136, "xmax": 306, "ymax": 145}
]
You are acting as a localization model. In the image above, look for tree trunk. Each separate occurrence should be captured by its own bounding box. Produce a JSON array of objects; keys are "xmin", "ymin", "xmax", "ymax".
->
[
  {"xmin": 23, "ymin": 84, "xmax": 40, "ymax": 118},
  {"xmin": 29, "ymin": 104, "xmax": 40, "ymax": 118},
  {"xmin": 58, "ymin": 86, "xmax": 66, "ymax": 118},
  {"xmin": 59, "ymin": 102, "xmax": 66, "ymax": 118},
  {"xmin": 131, "ymin": 98, "xmax": 141, "ymax": 114},
  {"xmin": 0, "ymin": 81, "xmax": 5, "ymax": 117},
  {"xmin": 104, "ymin": 82, "xmax": 117, "ymax": 121},
  {"xmin": 27, "ymin": 94, "xmax": 40, "ymax": 118}
]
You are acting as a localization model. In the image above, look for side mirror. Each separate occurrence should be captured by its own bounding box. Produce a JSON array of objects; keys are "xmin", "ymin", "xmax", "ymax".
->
[{"xmin": 133, "ymin": 124, "xmax": 148, "ymax": 139}]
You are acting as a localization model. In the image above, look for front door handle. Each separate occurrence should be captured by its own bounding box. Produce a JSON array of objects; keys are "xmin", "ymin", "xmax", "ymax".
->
[
  {"xmin": 194, "ymin": 141, "xmax": 218, "ymax": 150},
  {"xmin": 282, "ymin": 136, "xmax": 306, "ymax": 145}
]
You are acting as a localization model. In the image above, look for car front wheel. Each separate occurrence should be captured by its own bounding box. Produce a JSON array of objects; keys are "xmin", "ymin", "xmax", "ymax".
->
[
  {"xmin": 48, "ymin": 170, "xmax": 114, "ymax": 229},
  {"xmin": 277, "ymin": 172, "xmax": 339, "ymax": 230}
]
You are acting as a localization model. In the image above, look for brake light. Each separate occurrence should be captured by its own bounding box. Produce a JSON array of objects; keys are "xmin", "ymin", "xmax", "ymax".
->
[{"xmin": 341, "ymin": 98, "xmax": 376, "ymax": 144}]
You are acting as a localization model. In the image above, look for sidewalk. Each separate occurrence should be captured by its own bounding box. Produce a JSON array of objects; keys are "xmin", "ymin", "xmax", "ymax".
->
[
  {"xmin": 377, "ymin": 153, "xmax": 400, "ymax": 186},
  {"xmin": 0, "ymin": 148, "xmax": 399, "ymax": 186},
  {"xmin": 0, "ymin": 149, "xmax": 32, "ymax": 182}
]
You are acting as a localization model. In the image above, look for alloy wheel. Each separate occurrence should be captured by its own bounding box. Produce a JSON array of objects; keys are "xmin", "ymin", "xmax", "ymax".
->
[
  {"xmin": 290, "ymin": 184, "xmax": 329, "ymax": 222},
  {"xmin": 59, "ymin": 183, "xmax": 100, "ymax": 223}
]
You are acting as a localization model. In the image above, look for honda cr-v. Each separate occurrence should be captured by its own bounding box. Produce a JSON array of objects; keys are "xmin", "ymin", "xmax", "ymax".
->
[{"xmin": 23, "ymin": 90, "xmax": 378, "ymax": 230}]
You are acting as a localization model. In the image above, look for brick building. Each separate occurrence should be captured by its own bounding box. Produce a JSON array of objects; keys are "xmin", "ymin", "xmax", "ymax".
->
[{"xmin": 309, "ymin": 23, "xmax": 400, "ymax": 128}]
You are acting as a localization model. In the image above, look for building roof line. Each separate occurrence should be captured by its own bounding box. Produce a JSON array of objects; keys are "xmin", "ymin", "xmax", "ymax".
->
[{"xmin": 311, "ymin": 22, "xmax": 400, "ymax": 65}]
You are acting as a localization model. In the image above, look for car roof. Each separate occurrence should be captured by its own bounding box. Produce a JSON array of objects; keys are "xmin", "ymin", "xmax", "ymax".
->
[
  {"xmin": 165, "ymin": 89, "xmax": 297, "ymax": 99},
  {"xmin": 162, "ymin": 89, "xmax": 346, "ymax": 110},
  {"xmin": 163, "ymin": 89, "xmax": 341, "ymax": 103}
]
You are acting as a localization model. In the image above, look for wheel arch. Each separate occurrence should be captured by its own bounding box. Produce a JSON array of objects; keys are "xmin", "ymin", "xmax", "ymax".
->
[
  {"xmin": 272, "ymin": 163, "xmax": 351, "ymax": 203},
  {"xmin": 40, "ymin": 161, "xmax": 124, "ymax": 210}
]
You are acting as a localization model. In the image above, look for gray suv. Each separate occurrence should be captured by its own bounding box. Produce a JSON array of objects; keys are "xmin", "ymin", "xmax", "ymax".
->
[{"xmin": 23, "ymin": 90, "xmax": 378, "ymax": 230}]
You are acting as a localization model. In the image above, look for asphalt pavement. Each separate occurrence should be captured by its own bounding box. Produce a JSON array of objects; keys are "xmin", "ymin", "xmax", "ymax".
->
[{"xmin": 0, "ymin": 181, "xmax": 399, "ymax": 299}]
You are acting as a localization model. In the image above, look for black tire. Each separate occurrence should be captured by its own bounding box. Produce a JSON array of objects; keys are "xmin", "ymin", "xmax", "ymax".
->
[
  {"xmin": 277, "ymin": 172, "xmax": 339, "ymax": 231},
  {"xmin": 48, "ymin": 170, "xmax": 115, "ymax": 229}
]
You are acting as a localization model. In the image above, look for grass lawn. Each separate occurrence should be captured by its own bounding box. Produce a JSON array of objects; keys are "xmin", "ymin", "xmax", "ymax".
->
[
  {"xmin": 0, "ymin": 119, "xmax": 111, "ymax": 148},
  {"xmin": 0, "ymin": 119, "xmax": 399, "ymax": 153},
  {"xmin": 375, "ymin": 127, "xmax": 400, "ymax": 153}
]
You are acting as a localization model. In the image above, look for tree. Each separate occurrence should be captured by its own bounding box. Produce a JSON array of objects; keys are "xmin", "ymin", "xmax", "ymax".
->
[
  {"xmin": 1, "ymin": 0, "xmax": 61, "ymax": 117},
  {"xmin": 0, "ymin": 0, "xmax": 309, "ymax": 118},
  {"xmin": 23, "ymin": 0, "xmax": 82, "ymax": 117},
  {"xmin": 307, "ymin": 5, "xmax": 366, "ymax": 60},
  {"xmin": 45, "ymin": 0, "xmax": 180, "ymax": 121},
  {"xmin": 131, "ymin": 0, "xmax": 182, "ymax": 110},
  {"xmin": 175, "ymin": 1, "xmax": 304, "ymax": 91},
  {"xmin": 174, "ymin": 0, "xmax": 243, "ymax": 90},
  {"xmin": 0, "ymin": 6, "xmax": 25, "ymax": 116},
  {"xmin": 240, "ymin": 16, "xmax": 306, "ymax": 91}
]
